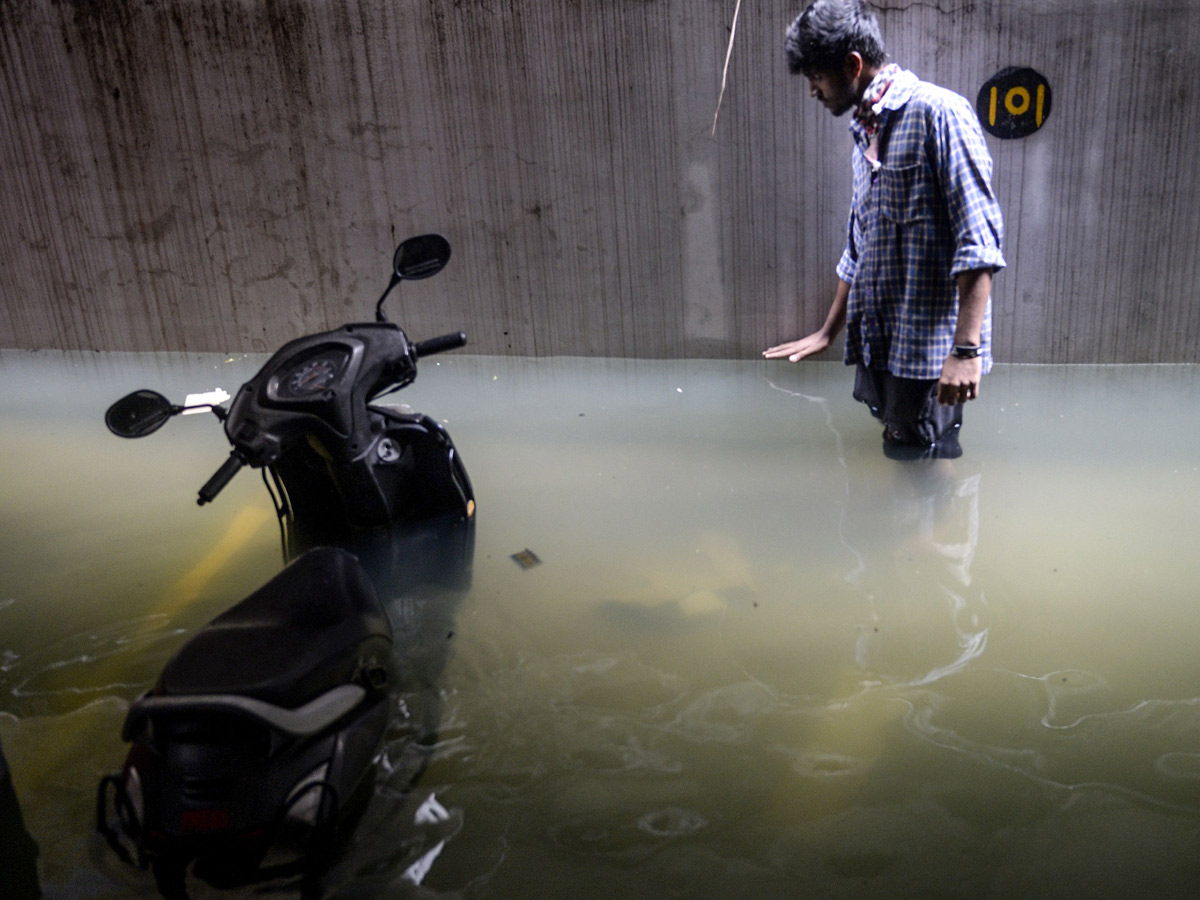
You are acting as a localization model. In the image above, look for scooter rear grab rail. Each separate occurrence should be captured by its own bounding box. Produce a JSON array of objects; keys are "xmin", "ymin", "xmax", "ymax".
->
[{"xmin": 122, "ymin": 683, "xmax": 368, "ymax": 739}]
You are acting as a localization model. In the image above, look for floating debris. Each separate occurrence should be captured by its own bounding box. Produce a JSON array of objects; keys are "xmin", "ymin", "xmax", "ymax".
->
[{"xmin": 511, "ymin": 548, "xmax": 542, "ymax": 569}]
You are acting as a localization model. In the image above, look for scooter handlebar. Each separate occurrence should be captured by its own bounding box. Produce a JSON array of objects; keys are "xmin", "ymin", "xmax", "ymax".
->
[
  {"xmin": 412, "ymin": 331, "xmax": 467, "ymax": 359},
  {"xmin": 197, "ymin": 451, "xmax": 245, "ymax": 506}
]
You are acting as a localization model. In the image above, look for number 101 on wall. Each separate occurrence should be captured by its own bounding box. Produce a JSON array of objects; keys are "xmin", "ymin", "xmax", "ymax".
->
[{"xmin": 976, "ymin": 67, "xmax": 1051, "ymax": 140}]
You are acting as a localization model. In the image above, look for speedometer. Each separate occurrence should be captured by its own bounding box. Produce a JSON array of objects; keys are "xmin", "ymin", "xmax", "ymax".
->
[{"xmin": 279, "ymin": 352, "xmax": 346, "ymax": 398}]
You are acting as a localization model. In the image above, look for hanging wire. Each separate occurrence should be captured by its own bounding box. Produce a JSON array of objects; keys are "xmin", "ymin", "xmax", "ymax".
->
[{"xmin": 712, "ymin": 0, "xmax": 744, "ymax": 135}]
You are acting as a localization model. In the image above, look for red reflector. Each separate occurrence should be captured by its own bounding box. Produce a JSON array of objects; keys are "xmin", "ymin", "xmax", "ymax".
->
[{"xmin": 179, "ymin": 808, "xmax": 231, "ymax": 832}]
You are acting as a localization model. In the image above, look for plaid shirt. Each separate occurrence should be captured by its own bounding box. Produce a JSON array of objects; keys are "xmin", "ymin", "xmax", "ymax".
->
[{"xmin": 835, "ymin": 68, "xmax": 1006, "ymax": 380}]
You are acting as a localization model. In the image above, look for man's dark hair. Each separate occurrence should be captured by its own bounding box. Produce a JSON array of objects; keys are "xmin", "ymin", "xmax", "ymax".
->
[{"xmin": 784, "ymin": 0, "xmax": 887, "ymax": 76}]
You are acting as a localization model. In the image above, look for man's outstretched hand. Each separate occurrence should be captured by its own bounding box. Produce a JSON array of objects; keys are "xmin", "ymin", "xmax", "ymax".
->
[{"xmin": 763, "ymin": 330, "xmax": 831, "ymax": 363}]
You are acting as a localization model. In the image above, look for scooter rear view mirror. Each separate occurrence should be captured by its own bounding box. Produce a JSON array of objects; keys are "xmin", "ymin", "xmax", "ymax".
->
[
  {"xmin": 105, "ymin": 390, "xmax": 176, "ymax": 438},
  {"xmin": 393, "ymin": 233, "xmax": 451, "ymax": 281},
  {"xmin": 376, "ymin": 233, "xmax": 452, "ymax": 322}
]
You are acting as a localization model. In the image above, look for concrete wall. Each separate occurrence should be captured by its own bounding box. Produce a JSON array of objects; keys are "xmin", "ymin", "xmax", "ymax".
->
[{"xmin": 2, "ymin": 0, "xmax": 1198, "ymax": 362}]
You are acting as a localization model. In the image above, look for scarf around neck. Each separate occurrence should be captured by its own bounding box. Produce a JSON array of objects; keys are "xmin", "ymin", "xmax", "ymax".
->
[{"xmin": 853, "ymin": 62, "xmax": 901, "ymax": 139}]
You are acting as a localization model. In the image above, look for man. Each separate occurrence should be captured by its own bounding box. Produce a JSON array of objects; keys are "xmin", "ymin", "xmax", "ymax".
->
[{"xmin": 764, "ymin": 0, "xmax": 1005, "ymax": 460}]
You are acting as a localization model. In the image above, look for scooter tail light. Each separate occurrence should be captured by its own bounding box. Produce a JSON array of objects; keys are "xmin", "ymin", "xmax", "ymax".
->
[
  {"xmin": 123, "ymin": 764, "xmax": 145, "ymax": 827},
  {"xmin": 284, "ymin": 763, "xmax": 331, "ymax": 826}
]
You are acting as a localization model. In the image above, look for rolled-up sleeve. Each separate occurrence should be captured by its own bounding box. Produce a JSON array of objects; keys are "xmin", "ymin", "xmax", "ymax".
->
[
  {"xmin": 935, "ymin": 97, "xmax": 1006, "ymax": 276},
  {"xmin": 836, "ymin": 246, "xmax": 857, "ymax": 283}
]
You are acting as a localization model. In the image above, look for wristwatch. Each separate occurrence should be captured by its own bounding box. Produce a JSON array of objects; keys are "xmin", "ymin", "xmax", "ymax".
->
[{"xmin": 952, "ymin": 344, "xmax": 981, "ymax": 359}]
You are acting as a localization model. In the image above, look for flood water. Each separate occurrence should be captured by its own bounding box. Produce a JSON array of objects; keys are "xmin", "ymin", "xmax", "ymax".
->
[{"xmin": 3, "ymin": 349, "xmax": 1200, "ymax": 899}]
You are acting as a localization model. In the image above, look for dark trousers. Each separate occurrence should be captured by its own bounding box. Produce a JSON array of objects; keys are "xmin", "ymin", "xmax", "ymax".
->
[{"xmin": 853, "ymin": 364, "xmax": 963, "ymax": 460}]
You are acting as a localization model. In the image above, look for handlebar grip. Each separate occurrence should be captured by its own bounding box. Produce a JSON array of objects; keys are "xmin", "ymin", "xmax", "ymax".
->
[
  {"xmin": 197, "ymin": 452, "xmax": 245, "ymax": 506},
  {"xmin": 413, "ymin": 331, "xmax": 467, "ymax": 359}
]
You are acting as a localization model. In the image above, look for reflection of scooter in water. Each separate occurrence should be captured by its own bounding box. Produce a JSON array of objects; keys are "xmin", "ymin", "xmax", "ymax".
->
[
  {"xmin": 97, "ymin": 235, "xmax": 476, "ymax": 898},
  {"xmin": 1, "ymin": 737, "xmax": 41, "ymax": 900}
]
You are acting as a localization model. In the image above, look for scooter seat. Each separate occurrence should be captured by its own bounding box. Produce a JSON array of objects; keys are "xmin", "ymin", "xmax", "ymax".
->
[{"xmin": 157, "ymin": 547, "xmax": 392, "ymax": 710}]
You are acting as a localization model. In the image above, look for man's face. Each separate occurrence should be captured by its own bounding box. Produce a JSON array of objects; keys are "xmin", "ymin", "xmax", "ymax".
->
[{"xmin": 805, "ymin": 67, "xmax": 857, "ymax": 116}]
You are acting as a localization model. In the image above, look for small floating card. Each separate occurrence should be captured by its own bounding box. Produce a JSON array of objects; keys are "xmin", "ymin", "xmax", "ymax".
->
[{"xmin": 511, "ymin": 548, "xmax": 542, "ymax": 570}]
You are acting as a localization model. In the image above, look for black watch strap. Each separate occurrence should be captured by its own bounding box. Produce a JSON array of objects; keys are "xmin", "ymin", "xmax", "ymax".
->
[{"xmin": 952, "ymin": 344, "xmax": 981, "ymax": 359}]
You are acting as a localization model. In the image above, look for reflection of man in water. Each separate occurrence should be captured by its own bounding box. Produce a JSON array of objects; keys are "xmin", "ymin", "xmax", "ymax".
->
[
  {"xmin": 764, "ymin": 0, "xmax": 1005, "ymax": 460},
  {"xmin": 850, "ymin": 460, "xmax": 988, "ymax": 685}
]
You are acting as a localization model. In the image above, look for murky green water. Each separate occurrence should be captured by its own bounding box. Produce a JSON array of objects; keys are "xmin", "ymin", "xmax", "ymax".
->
[{"xmin": 3, "ymin": 350, "xmax": 1200, "ymax": 899}]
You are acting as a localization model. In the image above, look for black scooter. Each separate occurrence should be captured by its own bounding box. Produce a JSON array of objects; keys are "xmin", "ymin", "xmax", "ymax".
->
[{"xmin": 97, "ymin": 235, "xmax": 475, "ymax": 897}]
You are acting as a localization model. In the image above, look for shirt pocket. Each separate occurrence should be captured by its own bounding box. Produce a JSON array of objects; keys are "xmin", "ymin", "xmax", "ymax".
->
[{"xmin": 875, "ymin": 162, "xmax": 936, "ymax": 226}]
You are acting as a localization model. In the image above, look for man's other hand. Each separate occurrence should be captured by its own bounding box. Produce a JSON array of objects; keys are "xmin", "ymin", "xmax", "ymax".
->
[{"xmin": 937, "ymin": 355, "xmax": 982, "ymax": 405}]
